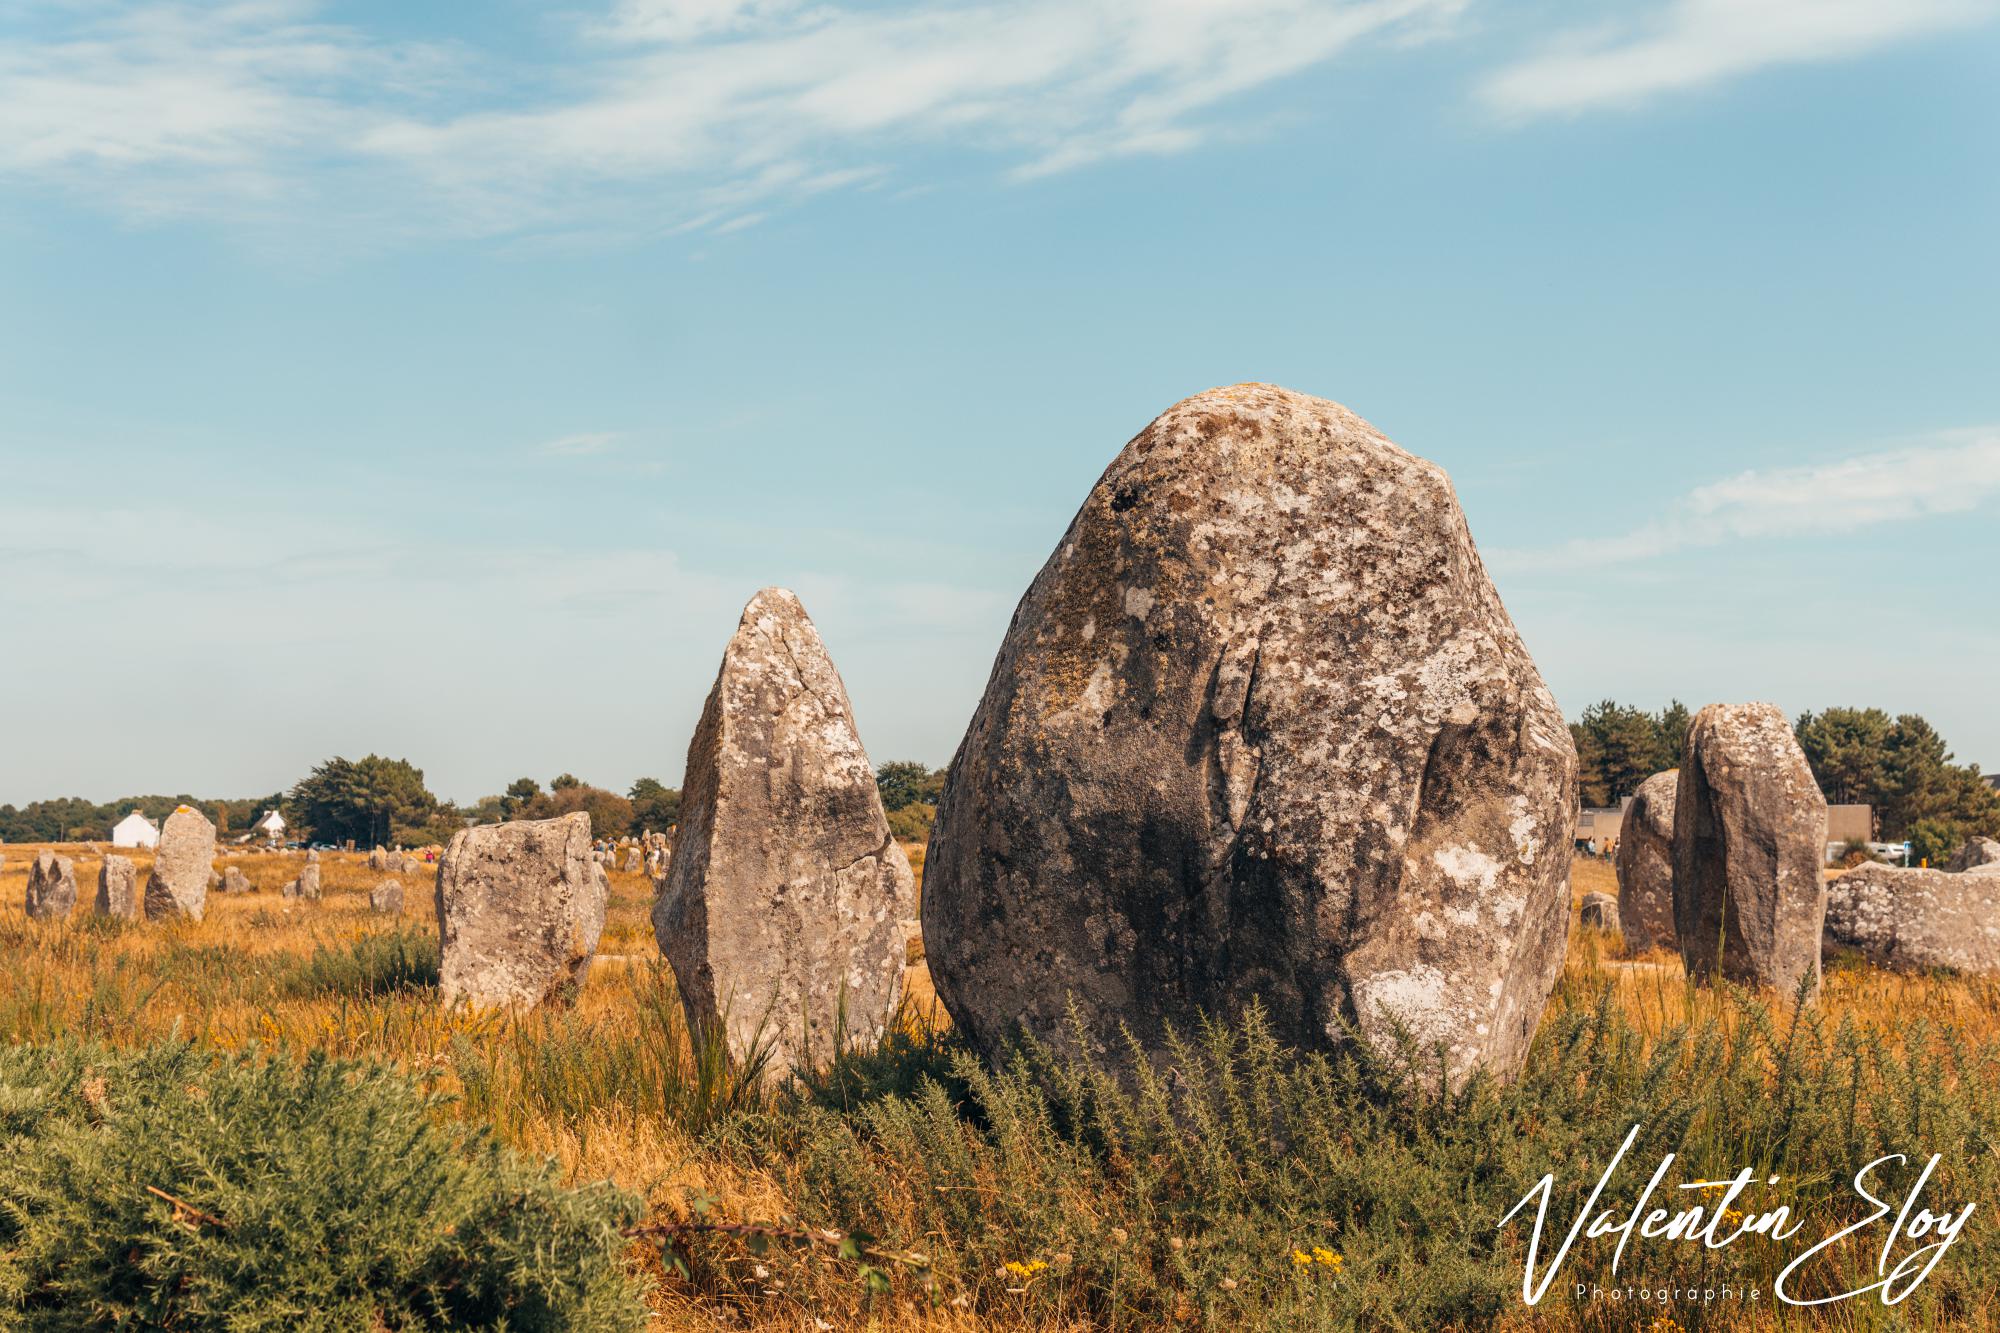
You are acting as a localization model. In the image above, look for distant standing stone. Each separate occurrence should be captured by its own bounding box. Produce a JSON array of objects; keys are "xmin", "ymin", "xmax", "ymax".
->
[
  {"xmin": 622, "ymin": 846, "xmax": 643, "ymax": 873},
  {"xmin": 370, "ymin": 880, "xmax": 404, "ymax": 914},
  {"xmin": 654, "ymin": 588, "xmax": 916, "ymax": 1077},
  {"xmin": 222, "ymin": 866, "xmax": 253, "ymax": 895},
  {"xmin": 921, "ymin": 385, "xmax": 1576, "ymax": 1089},
  {"xmin": 435, "ymin": 811, "xmax": 607, "ymax": 1008},
  {"xmin": 1578, "ymin": 892, "xmax": 1620, "ymax": 932},
  {"xmin": 145, "ymin": 806, "xmax": 215, "ymax": 921},
  {"xmin": 281, "ymin": 861, "xmax": 322, "ymax": 901},
  {"xmin": 368, "ymin": 847, "xmax": 388, "ymax": 872},
  {"xmin": 96, "ymin": 854, "xmax": 139, "ymax": 919},
  {"xmin": 1672, "ymin": 703, "xmax": 1828, "ymax": 1000},
  {"xmin": 25, "ymin": 851, "xmax": 77, "ymax": 919},
  {"xmin": 1825, "ymin": 862, "xmax": 2000, "ymax": 973},
  {"xmin": 1615, "ymin": 770, "xmax": 1678, "ymax": 952},
  {"xmin": 1946, "ymin": 837, "xmax": 2000, "ymax": 874}
]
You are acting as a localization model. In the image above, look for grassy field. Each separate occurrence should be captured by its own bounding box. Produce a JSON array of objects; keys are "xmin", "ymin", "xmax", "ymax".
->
[{"xmin": 0, "ymin": 844, "xmax": 1995, "ymax": 1330}]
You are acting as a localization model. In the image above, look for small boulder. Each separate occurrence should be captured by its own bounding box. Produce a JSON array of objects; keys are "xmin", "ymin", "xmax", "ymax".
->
[
  {"xmin": 1614, "ymin": 770, "xmax": 1678, "ymax": 952},
  {"xmin": 25, "ymin": 852, "xmax": 77, "ymax": 919},
  {"xmin": 436, "ymin": 812, "xmax": 607, "ymax": 1008},
  {"xmin": 221, "ymin": 866, "xmax": 253, "ymax": 895},
  {"xmin": 1578, "ymin": 892, "xmax": 1621, "ymax": 933},
  {"xmin": 368, "ymin": 846, "xmax": 388, "ymax": 872},
  {"xmin": 145, "ymin": 807, "xmax": 215, "ymax": 921},
  {"xmin": 1672, "ymin": 704, "xmax": 1828, "ymax": 1000},
  {"xmin": 1825, "ymin": 863, "xmax": 2000, "ymax": 973},
  {"xmin": 655, "ymin": 588, "xmax": 916, "ymax": 1077},
  {"xmin": 1945, "ymin": 837, "xmax": 2000, "ymax": 874},
  {"xmin": 370, "ymin": 880, "xmax": 404, "ymax": 914},
  {"xmin": 96, "ymin": 855, "xmax": 139, "ymax": 919}
]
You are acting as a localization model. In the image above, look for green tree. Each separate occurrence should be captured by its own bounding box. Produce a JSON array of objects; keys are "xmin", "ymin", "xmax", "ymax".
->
[
  {"xmin": 876, "ymin": 761, "xmax": 945, "ymax": 813},
  {"xmin": 627, "ymin": 778, "xmax": 680, "ymax": 834},
  {"xmin": 500, "ymin": 778, "xmax": 541, "ymax": 818},
  {"xmin": 524, "ymin": 782, "xmax": 634, "ymax": 842},
  {"xmin": 1795, "ymin": 707, "xmax": 2000, "ymax": 849},
  {"xmin": 550, "ymin": 773, "xmax": 583, "ymax": 792},
  {"xmin": 1571, "ymin": 701, "xmax": 1669, "ymax": 806},
  {"xmin": 1656, "ymin": 700, "xmax": 1692, "ymax": 769},
  {"xmin": 289, "ymin": 756, "xmax": 439, "ymax": 848}
]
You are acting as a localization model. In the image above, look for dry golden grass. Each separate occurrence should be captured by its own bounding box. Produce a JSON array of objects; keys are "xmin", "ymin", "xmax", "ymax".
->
[{"xmin": 0, "ymin": 844, "xmax": 1992, "ymax": 1330}]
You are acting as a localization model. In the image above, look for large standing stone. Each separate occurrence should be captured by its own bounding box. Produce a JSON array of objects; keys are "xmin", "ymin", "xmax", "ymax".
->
[
  {"xmin": 25, "ymin": 852, "xmax": 77, "ymax": 919},
  {"xmin": 1825, "ymin": 863, "xmax": 2000, "ymax": 973},
  {"xmin": 1945, "ymin": 837, "xmax": 2000, "ymax": 874},
  {"xmin": 436, "ymin": 812, "xmax": 607, "ymax": 1008},
  {"xmin": 96, "ymin": 855, "xmax": 139, "ymax": 919},
  {"xmin": 922, "ymin": 384, "xmax": 1577, "ymax": 1087},
  {"xmin": 654, "ymin": 588, "xmax": 917, "ymax": 1077},
  {"xmin": 1672, "ymin": 704, "xmax": 1828, "ymax": 999},
  {"xmin": 1614, "ymin": 770, "xmax": 1678, "ymax": 953},
  {"xmin": 145, "ymin": 807, "xmax": 215, "ymax": 921}
]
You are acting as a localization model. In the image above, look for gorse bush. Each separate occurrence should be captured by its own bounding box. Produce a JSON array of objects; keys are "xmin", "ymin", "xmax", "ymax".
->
[
  {"xmin": 0, "ymin": 1040, "xmax": 646, "ymax": 1331},
  {"xmin": 280, "ymin": 926, "xmax": 440, "ymax": 999},
  {"xmin": 648, "ymin": 980, "xmax": 2000, "ymax": 1331}
]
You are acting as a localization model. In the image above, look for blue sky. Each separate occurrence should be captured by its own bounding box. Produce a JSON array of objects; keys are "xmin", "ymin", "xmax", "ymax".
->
[{"xmin": 2, "ymin": 0, "xmax": 1996, "ymax": 806}]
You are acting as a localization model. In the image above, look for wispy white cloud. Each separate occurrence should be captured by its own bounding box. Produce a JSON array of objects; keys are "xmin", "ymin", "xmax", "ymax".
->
[
  {"xmin": 539, "ymin": 431, "xmax": 623, "ymax": 456},
  {"xmin": 0, "ymin": 0, "xmax": 1463, "ymax": 240},
  {"xmin": 1496, "ymin": 428, "xmax": 2000, "ymax": 569},
  {"xmin": 1480, "ymin": 0, "xmax": 1997, "ymax": 117}
]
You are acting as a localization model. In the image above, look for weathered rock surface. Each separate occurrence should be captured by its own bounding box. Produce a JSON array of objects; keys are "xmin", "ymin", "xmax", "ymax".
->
[
  {"xmin": 654, "ymin": 588, "xmax": 916, "ymax": 1076},
  {"xmin": 1825, "ymin": 863, "xmax": 2000, "ymax": 973},
  {"xmin": 921, "ymin": 384, "xmax": 1577, "ymax": 1087},
  {"xmin": 1672, "ymin": 704, "xmax": 1828, "ymax": 999},
  {"xmin": 96, "ymin": 855, "xmax": 139, "ymax": 919},
  {"xmin": 1946, "ymin": 837, "xmax": 2000, "ymax": 874},
  {"xmin": 1578, "ymin": 892, "xmax": 1620, "ymax": 933},
  {"xmin": 1615, "ymin": 770, "xmax": 1678, "ymax": 952},
  {"xmin": 370, "ymin": 880, "xmax": 404, "ymax": 914},
  {"xmin": 368, "ymin": 847, "xmax": 389, "ymax": 872},
  {"xmin": 145, "ymin": 807, "xmax": 215, "ymax": 921},
  {"xmin": 221, "ymin": 866, "xmax": 253, "ymax": 895},
  {"xmin": 436, "ymin": 812, "xmax": 607, "ymax": 1008},
  {"xmin": 25, "ymin": 852, "xmax": 77, "ymax": 919},
  {"xmin": 622, "ymin": 846, "xmax": 643, "ymax": 874}
]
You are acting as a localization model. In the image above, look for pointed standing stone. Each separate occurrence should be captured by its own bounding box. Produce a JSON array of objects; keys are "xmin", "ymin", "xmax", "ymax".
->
[
  {"xmin": 653, "ymin": 588, "xmax": 916, "ymax": 1077},
  {"xmin": 145, "ymin": 807, "xmax": 215, "ymax": 921},
  {"xmin": 96, "ymin": 854, "xmax": 139, "ymax": 919},
  {"xmin": 436, "ymin": 812, "xmax": 607, "ymax": 1008},
  {"xmin": 25, "ymin": 852, "xmax": 77, "ymax": 919},
  {"xmin": 1614, "ymin": 770, "xmax": 1678, "ymax": 953},
  {"xmin": 921, "ymin": 385, "xmax": 1577, "ymax": 1088},
  {"xmin": 1672, "ymin": 703, "xmax": 1828, "ymax": 1000}
]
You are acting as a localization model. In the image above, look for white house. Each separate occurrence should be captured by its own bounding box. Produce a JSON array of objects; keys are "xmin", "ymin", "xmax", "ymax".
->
[
  {"xmin": 111, "ymin": 810, "xmax": 160, "ymax": 849},
  {"xmin": 253, "ymin": 809, "xmax": 286, "ymax": 843}
]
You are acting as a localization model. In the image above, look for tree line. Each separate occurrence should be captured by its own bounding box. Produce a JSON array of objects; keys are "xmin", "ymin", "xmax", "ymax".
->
[
  {"xmin": 2, "ymin": 755, "xmax": 956, "ymax": 849},
  {"xmin": 1574, "ymin": 701, "xmax": 1999, "ymax": 865}
]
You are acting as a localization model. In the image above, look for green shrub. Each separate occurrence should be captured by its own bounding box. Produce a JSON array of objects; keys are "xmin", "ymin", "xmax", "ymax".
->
[
  {"xmin": 664, "ymin": 984, "xmax": 2000, "ymax": 1330},
  {"xmin": 0, "ymin": 1040, "xmax": 646, "ymax": 1330},
  {"xmin": 281, "ymin": 927, "xmax": 440, "ymax": 999},
  {"xmin": 885, "ymin": 802, "xmax": 935, "ymax": 844}
]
